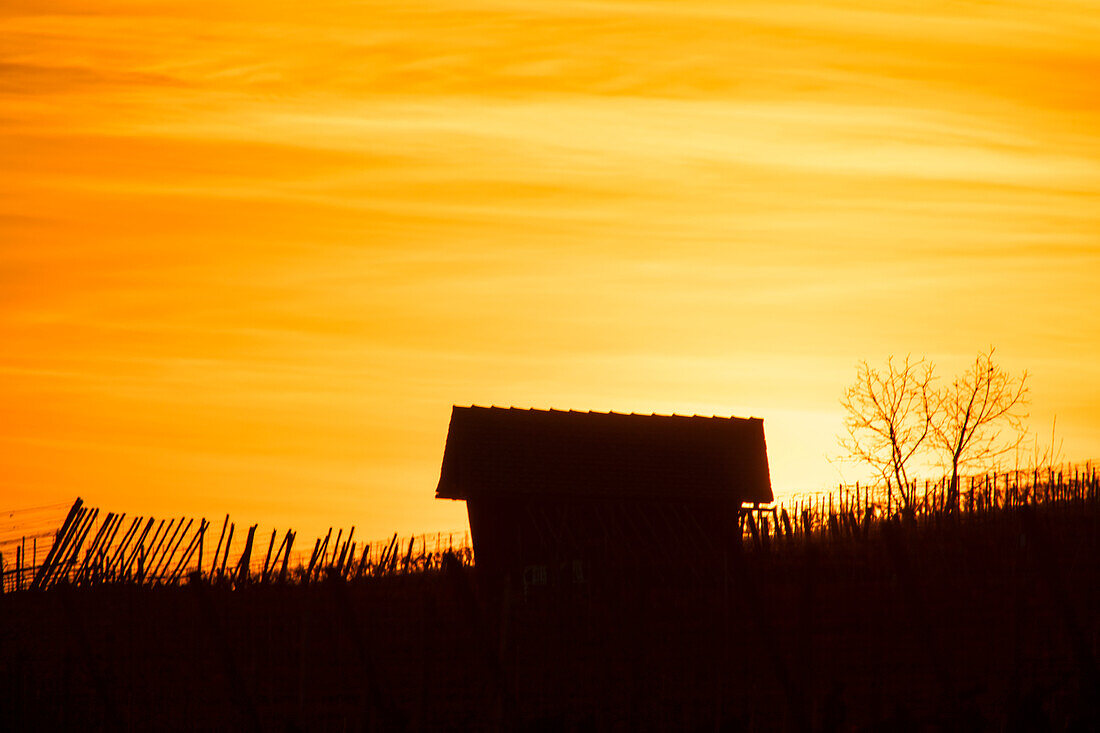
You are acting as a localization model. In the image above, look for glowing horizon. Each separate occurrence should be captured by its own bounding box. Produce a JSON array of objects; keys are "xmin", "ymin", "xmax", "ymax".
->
[{"xmin": 3, "ymin": 0, "xmax": 1099, "ymax": 542}]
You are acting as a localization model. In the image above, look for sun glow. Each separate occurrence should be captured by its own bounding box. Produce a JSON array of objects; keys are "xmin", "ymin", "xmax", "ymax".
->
[{"xmin": 3, "ymin": 0, "xmax": 1099, "ymax": 540}]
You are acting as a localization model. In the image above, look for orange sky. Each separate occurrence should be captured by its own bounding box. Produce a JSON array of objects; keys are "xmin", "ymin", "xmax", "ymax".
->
[{"xmin": 3, "ymin": 0, "xmax": 1099, "ymax": 543}]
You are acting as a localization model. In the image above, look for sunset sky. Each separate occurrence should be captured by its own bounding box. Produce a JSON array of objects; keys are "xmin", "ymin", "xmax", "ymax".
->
[{"xmin": 3, "ymin": 0, "xmax": 1099, "ymax": 543}]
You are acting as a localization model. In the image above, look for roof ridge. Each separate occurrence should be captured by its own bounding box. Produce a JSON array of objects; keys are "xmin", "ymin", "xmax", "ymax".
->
[{"xmin": 456, "ymin": 404, "xmax": 758, "ymax": 421}]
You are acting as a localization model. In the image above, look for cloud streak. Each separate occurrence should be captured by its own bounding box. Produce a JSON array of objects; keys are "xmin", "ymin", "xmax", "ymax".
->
[{"xmin": 2, "ymin": 0, "xmax": 1099, "ymax": 539}]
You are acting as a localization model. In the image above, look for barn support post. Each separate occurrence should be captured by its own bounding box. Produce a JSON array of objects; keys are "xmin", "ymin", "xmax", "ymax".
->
[{"xmin": 443, "ymin": 551, "xmax": 516, "ymax": 729}]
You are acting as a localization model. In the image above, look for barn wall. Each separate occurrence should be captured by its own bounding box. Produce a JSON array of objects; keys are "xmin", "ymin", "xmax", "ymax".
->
[{"xmin": 466, "ymin": 495, "xmax": 742, "ymax": 589}]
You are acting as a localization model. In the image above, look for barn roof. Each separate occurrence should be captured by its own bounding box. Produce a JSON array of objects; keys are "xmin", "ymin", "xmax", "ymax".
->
[{"xmin": 435, "ymin": 406, "xmax": 772, "ymax": 503}]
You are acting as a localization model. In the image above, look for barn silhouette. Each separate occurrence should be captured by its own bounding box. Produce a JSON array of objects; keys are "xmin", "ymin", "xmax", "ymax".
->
[{"xmin": 436, "ymin": 406, "xmax": 772, "ymax": 590}]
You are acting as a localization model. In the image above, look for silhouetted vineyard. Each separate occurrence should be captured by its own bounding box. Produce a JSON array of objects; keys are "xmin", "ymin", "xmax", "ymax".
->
[
  {"xmin": 1, "ymin": 504, "xmax": 471, "ymax": 593},
  {"xmin": 1, "ymin": 465, "xmax": 1097, "ymax": 730}
]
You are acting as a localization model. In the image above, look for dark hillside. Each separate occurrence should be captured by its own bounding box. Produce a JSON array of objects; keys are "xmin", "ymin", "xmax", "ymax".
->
[{"xmin": 2, "ymin": 493, "xmax": 1098, "ymax": 730}]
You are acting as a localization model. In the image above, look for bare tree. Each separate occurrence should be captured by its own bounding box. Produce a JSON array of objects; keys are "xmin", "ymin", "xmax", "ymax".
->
[
  {"xmin": 932, "ymin": 347, "xmax": 1029, "ymax": 508},
  {"xmin": 839, "ymin": 355, "xmax": 935, "ymax": 511}
]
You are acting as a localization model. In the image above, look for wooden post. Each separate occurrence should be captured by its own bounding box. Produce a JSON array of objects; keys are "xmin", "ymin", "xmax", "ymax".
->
[
  {"xmin": 114, "ymin": 517, "xmax": 140, "ymax": 579},
  {"xmin": 338, "ymin": 527, "xmax": 355, "ymax": 572},
  {"xmin": 146, "ymin": 518, "xmax": 169, "ymax": 558},
  {"xmin": 120, "ymin": 517, "xmax": 156, "ymax": 579},
  {"xmin": 107, "ymin": 516, "xmax": 140, "ymax": 578},
  {"xmin": 97, "ymin": 512, "xmax": 126, "ymax": 579},
  {"xmin": 273, "ymin": 531, "xmax": 290, "ymax": 576},
  {"xmin": 153, "ymin": 518, "xmax": 193, "ymax": 583},
  {"xmin": 136, "ymin": 545, "xmax": 146, "ymax": 583},
  {"xmin": 315, "ymin": 528, "xmax": 333, "ymax": 580},
  {"xmin": 169, "ymin": 519, "xmax": 208, "ymax": 585},
  {"xmin": 235, "ymin": 524, "xmax": 257, "ymax": 584},
  {"xmin": 148, "ymin": 517, "xmax": 184, "ymax": 581},
  {"xmin": 167, "ymin": 522, "xmax": 202, "ymax": 585},
  {"xmin": 76, "ymin": 512, "xmax": 116, "ymax": 584},
  {"xmin": 135, "ymin": 519, "xmax": 167, "ymax": 579},
  {"xmin": 377, "ymin": 538, "xmax": 390, "ymax": 576},
  {"xmin": 330, "ymin": 528, "xmax": 343, "ymax": 569},
  {"xmin": 356, "ymin": 543, "xmax": 372, "ymax": 579},
  {"xmin": 261, "ymin": 529, "xmax": 277, "ymax": 583},
  {"xmin": 211, "ymin": 514, "xmax": 229, "ymax": 576},
  {"xmin": 219, "ymin": 523, "xmax": 235, "ymax": 580},
  {"xmin": 341, "ymin": 541, "xmax": 354, "ymax": 579},
  {"xmin": 14, "ymin": 545, "xmax": 21, "ymax": 592},
  {"xmin": 402, "ymin": 536, "xmax": 415, "ymax": 574},
  {"xmin": 306, "ymin": 537, "xmax": 322, "ymax": 582},
  {"xmin": 384, "ymin": 533, "xmax": 399, "ymax": 575},
  {"xmin": 54, "ymin": 507, "xmax": 98, "ymax": 586},
  {"xmin": 279, "ymin": 531, "xmax": 295, "ymax": 583},
  {"xmin": 31, "ymin": 498, "xmax": 83, "ymax": 590},
  {"xmin": 143, "ymin": 517, "xmax": 175, "ymax": 582},
  {"xmin": 196, "ymin": 519, "xmax": 205, "ymax": 578}
]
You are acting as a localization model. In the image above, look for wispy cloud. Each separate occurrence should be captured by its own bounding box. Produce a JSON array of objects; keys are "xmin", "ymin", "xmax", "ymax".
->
[{"xmin": 2, "ymin": 0, "xmax": 1099, "ymax": 538}]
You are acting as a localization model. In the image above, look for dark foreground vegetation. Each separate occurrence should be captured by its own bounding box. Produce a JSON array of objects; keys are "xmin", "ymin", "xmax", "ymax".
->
[{"xmin": 2, "ymin": 472, "xmax": 1098, "ymax": 731}]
